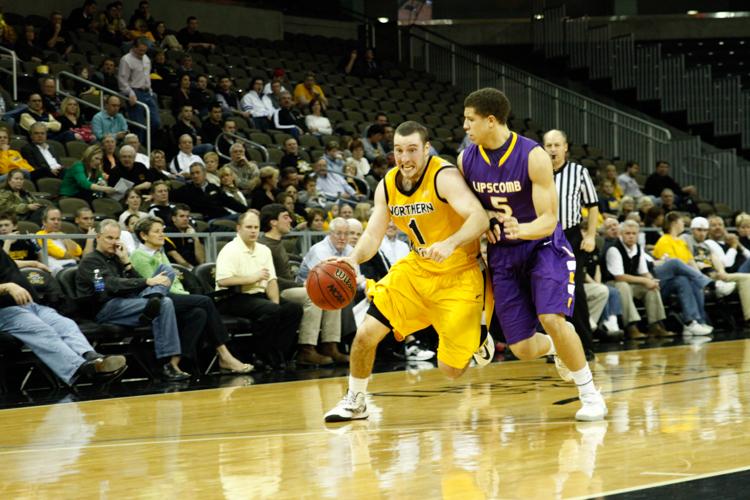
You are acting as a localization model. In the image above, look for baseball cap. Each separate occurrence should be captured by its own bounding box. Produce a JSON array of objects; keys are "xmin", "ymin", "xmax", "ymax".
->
[{"xmin": 690, "ymin": 217, "xmax": 709, "ymax": 229}]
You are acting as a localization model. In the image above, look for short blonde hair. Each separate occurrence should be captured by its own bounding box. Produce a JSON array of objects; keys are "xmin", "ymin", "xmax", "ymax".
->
[
  {"xmin": 204, "ymin": 151, "xmax": 219, "ymax": 162},
  {"xmin": 259, "ymin": 165, "xmax": 278, "ymax": 180},
  {"xmin": 61, "ymin": 96, "xmax": 80, "ymax": 118},
  {"xmin": 735, "ymin": 212, "xmax": 750, "ymax": 227}
]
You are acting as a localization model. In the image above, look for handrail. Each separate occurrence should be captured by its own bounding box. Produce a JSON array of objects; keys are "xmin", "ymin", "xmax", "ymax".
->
[
  {"xmin": 681, "ymin": 154, "xmax": 721, "ymax": 180},
  {"xmin": 0, "ymin": 46, "xmax": 18, "ymax": 101},
  {"xmin": 214, "ymin": 130, "xmax": 269, "ymax": 162},
  {"xmin": 55, "ymin": 71, "xmax": 151, "ymax": 155}
]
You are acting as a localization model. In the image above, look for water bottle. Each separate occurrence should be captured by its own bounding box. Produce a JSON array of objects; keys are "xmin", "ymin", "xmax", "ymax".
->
[{"xmin": 93, "ymin": 269, "xmax": 105, "ymax": 293}]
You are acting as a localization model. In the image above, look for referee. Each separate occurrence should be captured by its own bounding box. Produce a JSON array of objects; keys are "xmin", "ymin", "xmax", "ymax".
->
[{"xmin": 543, "ymin": 129, "xmax": 598, "ymax": 359}]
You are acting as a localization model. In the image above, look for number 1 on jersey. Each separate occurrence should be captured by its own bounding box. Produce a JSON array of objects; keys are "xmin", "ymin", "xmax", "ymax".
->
[{"xmin": 408, "ymin": 218, "xmax": 426, "ymax": 245}]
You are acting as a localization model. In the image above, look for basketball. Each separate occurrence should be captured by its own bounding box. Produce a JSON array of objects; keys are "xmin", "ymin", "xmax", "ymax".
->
[{"xmin": 305, "ymin": 261, "xmax": 357, "ymax": 310}]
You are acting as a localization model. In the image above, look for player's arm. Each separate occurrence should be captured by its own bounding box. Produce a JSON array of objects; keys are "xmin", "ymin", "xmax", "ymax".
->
[
  {"xmin": 347, "ymin": 181, "xmax": 390, "ymax": 265},
  {"xmin": 513, "ymin": 147, "xmax": 558, "ymax": 240},
  {"xmin": 424, "ymin": 167, "xmax": 489, "ymax": 263}
]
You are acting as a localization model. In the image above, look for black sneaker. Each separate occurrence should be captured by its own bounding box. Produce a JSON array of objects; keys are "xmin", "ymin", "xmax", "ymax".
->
[
  {"xmin": 162, "ymin": 363, "xmax": 190, "ymax": 381},
  {"xmin": 138, "ymin": 297, "xmax": 162, "ymax": 324}
]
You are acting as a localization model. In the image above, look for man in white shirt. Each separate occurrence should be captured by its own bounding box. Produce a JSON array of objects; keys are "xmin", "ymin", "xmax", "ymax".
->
[
  {"xmin": 616, "ymin": 161, "xmax": 644, "ymax": 199},
  {"xmin": 118, "ymin": 38, "xmax": 160, "ymax": 143},
  {"xmin": 122, "ymin": 134, "xmax": 150, "ymax": 168},
  {"xmin": 297, "ymin": 217, "xmax": 355, "ymax": 283},
  {"xmin": 379, "ymin": 220, "xmax": 409, "ymax": 267},
  {"xmin": 169, "ymin": 134, "xmax": 204, "ymax": 178},
  {"xmin": 706, "ymin": 215, "xmax": 750, "ymax": 274},
  {"xmin": 22, "ymin": 123, "xmax": 63, "ymax": 182},
  {"xmin": 214, "ymin": 211, "xmax": 303, "ymax": 368},
  {"xmin": 602, "ymin": 219, "xmax": 673, "ymax": 338},
  {"xmin": 240, "ymin": 77, "xmax": 275, "ymax": 131}
]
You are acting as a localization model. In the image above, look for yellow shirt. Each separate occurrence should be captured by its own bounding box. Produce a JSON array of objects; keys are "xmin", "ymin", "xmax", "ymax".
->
[
  {"xmin": 652, "ymin": 234, "xmax": 693, "ymax": 263},
  {"xmin": 35, "ymin": 229, "xmax": 82, "ymax": 259},
  {"xmin": 0, "ymin": 149, "xmax": 34, "ymax": 174},
  {"xmin": 293, "ymin": 83, "xmax": 325, "ymax": 104},
  {"xmin": 215, "ymin": 236, "xmax": 276, "ymax": 295}
]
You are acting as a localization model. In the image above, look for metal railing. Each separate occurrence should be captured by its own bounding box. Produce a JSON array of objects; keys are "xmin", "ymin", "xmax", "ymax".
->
[
  {"xmin": 0, "ymin": 46, "xmax": 19, "ymax": 101},
  {"xmin": 398, "ymin": 25, "xmax": 672, "ymax": 169},
  {"xmin": 55, "ymin": 71, "xmax": 151, "ymax": 155},
  {"xmin": 213, "ymin": 130, "xmax": 269, "ymax": 162}
]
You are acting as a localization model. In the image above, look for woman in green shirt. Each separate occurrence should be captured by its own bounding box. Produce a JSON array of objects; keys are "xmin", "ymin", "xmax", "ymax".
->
[
  {"xmin": 60, "ymin": 144, "xmax": 117, "ymax": 202},
  {"xmin": 131, "ymin": 216, "xmax": 253, "ymax": 373}
]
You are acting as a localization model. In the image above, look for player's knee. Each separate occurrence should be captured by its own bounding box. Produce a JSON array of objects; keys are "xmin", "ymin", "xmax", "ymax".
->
[
  {"xmin": 509, "ymin": 341, "xmax": 537, "ymax": 360},
  {"xmin": 353, "ymin": 326, "xmax": 382, "ymax": 349},
  {"xmin": 538, "ymin": 314, "xmax": 567, "ymax": 336}
]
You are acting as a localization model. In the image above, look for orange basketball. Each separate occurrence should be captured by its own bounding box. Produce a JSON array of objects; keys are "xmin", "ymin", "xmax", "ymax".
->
[{"xmin": 305, "ymin": 261, "xmax": 357, "ymax": 310}]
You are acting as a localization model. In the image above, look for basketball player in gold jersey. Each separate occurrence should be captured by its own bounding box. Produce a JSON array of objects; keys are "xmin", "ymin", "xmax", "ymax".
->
[{"xmin": 325, "ymin": 121, "xmax": 493, "ymax": 422}]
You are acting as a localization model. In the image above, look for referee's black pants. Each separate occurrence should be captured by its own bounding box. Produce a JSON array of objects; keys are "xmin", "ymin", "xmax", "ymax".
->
[{"xmin": 563, "ymin": 226, "xmax": 595, "ymax": 357}]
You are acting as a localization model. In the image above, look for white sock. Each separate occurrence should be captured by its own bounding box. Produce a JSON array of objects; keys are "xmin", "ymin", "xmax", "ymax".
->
[
  {"xmin": 571, "ymin": 364, "xmax": 597, "ymax": 395},
  {"xmin": 542, "ymin": 334, "xmax": 556, "ymax": 356},
  {"xmin": 349, "ymin": 375, "xmax": 369, "ymax": 395}
]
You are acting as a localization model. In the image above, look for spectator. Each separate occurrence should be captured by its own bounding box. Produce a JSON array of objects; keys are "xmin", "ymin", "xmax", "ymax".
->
[
  {"xmin": 643, "ymin": 206, "xmax": 664, "ymax": 247},
  {"xmin": 343, "ymin": 162, "xmax": 367, "ymax": 197},
  {"xmin": 214, "ymin": 76, "xmax": 247, "ymax": 119},
  {"xmin": 148, "ymin": 149, "xmax": 175, "ymax": 182},
  {"xmin": 203, "ymin": 151, "xmax": 221, "ymax": 186},
  {"xmin": 20, "ymin": 94, "xmax": 64, "ymax": 141},
  {"xmin": 200, "ymin": 104, "xmax": 224, "ymax": 149},
  {"xmin": 149, "ymin": 49, "xmax": 177, "ymax": 96},
  {"xmin": 172, "ymin": 162, "xmax": 246, "ymax": 220},
  {"xmin": 163, "ymin": 203, "xmax": 204, "ymax": 268},
  {"xmin": 297, "ymin": 217, "xmax": 357, "ymax": 286},
  {"xmin": 0, "ymin": 249, "xmax": 127, "ymax": 387},
  {"xmin": 263, "ymin": 68, "xmax": 290, "ymax": 96},
  {"xmin": 93, "ymin": 58, "xmax": 119, "ymax": 92},
  {"xmin": 347, "ymin": 139, "xmax": 370, "ymax": 177},
  {"xmin": 169, "ymin": 134, "xmax": 203, "ymax": 179},
  {"xmin": 171, "ymin": 73, "xmax": 197, "ymax": 117},
  {"xmin": 129, "ymin": 18, "xmax": 154, "ymax": 46},
  {"xmin": 265, "ymin": 77, "xmax": 284, "ymax": 110},
  {"xmin": 379, "ymin": 219, "xmax": 410, "ymax": 267},
  {"xmin": 40, "ymin": 11, "xmax": 73, "ymax": 57},
  {"xmin": 382, "ymin": 125, "xmax": 394, "ymax": 154},
  {"xmin": 176, "ymin": 16, "xmax": 214, "ymax": 52},
  {"xmin": 91, "ymin": 94, "xmax": 128, "ymax": 141},
  {"xmin": 579, "ymin": 225, "xmax": 621, "ymax": 338},
  {"xmin": 272, "ymin": 91, "xmax": 305, "ymax": 139},
  {"xmin": 68, "ymin": 0, "xmax": 99, "ymax": 33},
  {"xmin": 217, "ymin": 165, "xmax": 248, "ymax": 211},
  {"xmin": 240, "ymin": 77, "xmax": 274, "ymax": 131},
  {"xmin": 736, "ymin": 213, "xmax": 750, "ymax": 250},
  {"xmin": 618, "ymin": 195, "xmax": 636, "ymax": 222},
  {"xmin": 644, "ymin": 160, "xmax": 696, "ymax": 202},
  {"xmin": 602, "ymin": 164, "xmax": 623, "ymax": 200},
  {"xmin": 362, "ymin": 124, "xmax": 386, "ymax": 161},
  {"xmin": 72, "ymin": 63, "xmax": 99, "ymax": 98},
  {"xmin": 118, "ymin": 38, "xmax": 160, "ymax": 143},
  {"xmin": 365, "ymin": 155, "xmax": 388, "ymax": 195},
  {"xmin": 75, "ymin": 219, "xmax": 189, "ymax": 381},
  {"xmin": 215, "ymin": 210, "xmax": 303, "ymax": 368},
  {"xmin": 36, "ymin": 207, "xmax": 82, "ymax": 274},
  {"xmin": 73, "ymin": 206, "xmax": 97, "ymax": 255},
  {"xmin": 294, "ymin": 207, "xmax": 326, "ymax": 254},
  {"xmin": 279, "ymin": 167, "xmax": 301, "ymax": 191},
  {"xmin": 707, "ymin": 215, "xmax": 750, "ymax": 275},
  {"xmin": 215, "ymin": 118, "xmax": 242, "ymax": 156},
  {"xmin": 100, "ymin": 133, "xmax": 117, "ymax": 177},
  {"xmin": 225, "ymin": 142, "xmax": 259, "ymax": 193},
  {"xmin": 637, "ymin": 195, "xmax": 655, "ymax": 222},
  {"xmin": 193, "ymin": 74, "xmax": 214, "ymax": 117},
  {"xmin": 276, "ymin": 190, "xmax": 306, "ymax": 229},
  {"xmin": 298, "ymin": 172, "xmax": 326, "ymax": 209},
  {"xmin": 100, "ymin": 2, "xmax": 128, "ymax": 46},
  {"xmin": 60, "ymin": 144, "xmax": 117, "ymax": 203},
  {"xmin": 0, "ymin": 169, "xmax": 43, "ymax": 223},
  {"xmin": 118, "ymin": 187, "xmax": 148, "ymax": 227},
  {"xmin": 131, "ymin": 216, "xmax": 252, "ymax": 371},
  {"xmin": 293, "ymin": 72, "xmax": 328, "ymax": 110},
  {"xmin": 39, "ymin": 77, "xmax": 63, "ymax": 118},
  {"xmin": 603, "ymin": 219, "xmax": 673, "ymax": 339},
  {"xmin": 250, "ymin": 166, "xmax": 280, "ymax": 211},
  {"xmin": 172, "ymin": 105, "xmax": 211, "ymax": 155},
  {"xmin": 20, "ymin": 123, "xmax": 63, "ymax": 182},
  {"xmin": 0, "ymin": 130, "xmax": 34, "ymax": 180},
  {"xmin": 119, "ymin": 213, "xmax": 141, "ymax": 254},
  {"xmin": 279, "ymin": 137, "xmax": 304, "ymax": 170},
  {"xmin": 147, "ymin": 180, "xmax": 174, "ymax": 222},
  {"xmin": 128, "ymin": 1, "xmax": 155, "ymax": 31},
  {"xmin": 122, "ymin": 133, "xmax": 149, "ymax": 167},
  {"xmin": 315, "ymin": 158, "xmax": 360, "ymax": 202},
  {"xmin": 14, "ymin": 25, "xmax": 44, "ymax": 63},
  {"xmin": 108, "ymin": 145, "xmax": 152, "ymax": 193},
  {"xmin": 305, "ymin": 100, "xmax": 332, "ymax": 136},
  {"xmin": 323, "ymin": 140, "xmax": 345, "ymax": 173},
  {"xmin": 0, "ymin": 211, "xmax": 43, "ymax": 264},
  {"xmin": 58, "ymin": 97, "xmax": 94, "ymax": 143},
  {"xmin": 659, "ymin": 188, "xmax": 678, "ymax": 212},
  {"xmin": 152, "ymin": 21, "xmax": 182, "ymax": 52},
  {"xmin": 259, "ymin": 203, "xmax": 348, "ymax": 364},
  {"xmin": 597, "ymin": 179, "xmax": 619, "ymax": 216}
]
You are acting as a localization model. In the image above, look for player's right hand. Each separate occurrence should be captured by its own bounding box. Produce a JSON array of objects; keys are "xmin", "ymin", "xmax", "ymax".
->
[
  {"xmin": 327, "ymin": 256, "xmax": 357, "ymax": 273},
  {"xmin": 498, "ymin": 214, "xmax": 520, "ymax": 240}
]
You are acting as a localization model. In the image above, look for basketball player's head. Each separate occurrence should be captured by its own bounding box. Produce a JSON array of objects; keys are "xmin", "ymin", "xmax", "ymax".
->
[
  {"xmin": 542, "ymin": 129, "xmax": 569, "ymax": 168},
  {"xmin": 463, "ymin": 88, "xmax": 511, "ymax": 145},
  {"xmin": 393, "ymin": 121, "xmax": 430, "ymax": 182}
]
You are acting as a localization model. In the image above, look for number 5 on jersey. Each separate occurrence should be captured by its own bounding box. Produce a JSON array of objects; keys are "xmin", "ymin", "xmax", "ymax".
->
[{"xmin": 490, "ymin": 196, "xmax": 513, "ymax": 217}]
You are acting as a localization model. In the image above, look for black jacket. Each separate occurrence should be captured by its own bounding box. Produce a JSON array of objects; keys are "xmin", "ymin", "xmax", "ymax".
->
[
  {"xmin": 172, "ymin": 182, "xmax": 246, "ymax": 220},
  {"xmin": 76, "ymin": 249, "xmax": 148, "ymax": 314}
]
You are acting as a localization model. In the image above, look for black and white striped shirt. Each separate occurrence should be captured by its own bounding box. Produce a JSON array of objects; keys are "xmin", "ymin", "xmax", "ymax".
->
[{"xmin": 554, "ymin": 161, "xmax": 599, "ymax": 230}]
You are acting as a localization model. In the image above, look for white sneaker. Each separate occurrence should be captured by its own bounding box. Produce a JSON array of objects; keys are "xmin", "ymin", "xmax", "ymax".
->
[
  {"xmin": 403, "ymin": 342, "xmax": 435, "ymax": 361},
  {"xmin": 686, "ymin": 321, "xmax": 712, "ymax": 336},
  {"xmin": 602, "ymin": 316, "xmax": 620, "ymax": 333},
  {"xmin": 715, "ymin": 280, "xmax": 737, "ymax": 298},
  {"xmin": 575, "ymin": 390, "xmax": 608, "ymax": 421},
  {"xmin": 324, "ymin": 390, "xmax": 369, "ymax": 423},
  {"xmin": 472, "ymin": 332, "xmax": 495, "ymax": 367},
  {"xmin": 554, "ymin": 355, "xmax": 574, "ymax": 382}
]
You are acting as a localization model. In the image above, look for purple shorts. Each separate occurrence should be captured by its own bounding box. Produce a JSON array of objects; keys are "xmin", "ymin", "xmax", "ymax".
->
[{"xmin": 487, "ymin": 225, "xmax": 576, "ymax": 344}]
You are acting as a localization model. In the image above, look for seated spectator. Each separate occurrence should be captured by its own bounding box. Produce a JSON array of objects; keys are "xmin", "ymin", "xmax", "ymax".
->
[
  {"xmin": 382, "ymin": 125, "xmax": 394, "ymax": 154},
  {"xmin": 215, "ymin": 76, "xmax": 247, "ymax": 119},
  {"xmin": 315, "ymin": 158, "xmax": 362, "ymax": 203},
  {"xmin": 122, "ymin": 133, "xmax": 149, "ymax": 167},
  {"xmin": 20, "ymin": 94, "xmax": 65, "ymax": 142},
  {"xmin": 279, "ymin": 167, "xmax": 301, "ymax": 191},
  {"xmin": 279, "ymin": 137, "xmax": 305, "ymax": 170},
  {"xmin": 602, "ymin": 164, "xmax": 623, "ymax": 199},
  {"xmin": 0, "ymin": 169, "xmax": 43, "ymax": 223},
  {"xmin": 298, "ymin": 172, "xmax": 326, "ymax": 209},
  {"xmin": 163, "ymin": 203, "xmax": 204, "ymax": 268},
  {"xmin": 379, "ymin": 220, "xmax": 410, "ymax": 267},
  {"xmin": 305, "ymin": 100, "xmax": 332, "ymax": 136},
  {"xmin": 362, "ymin": 124, "xmax": 386, "ymax": 162},
  {"xmin": 0, "ymin": 130, "xmax": 34, "ymax": 180},
  {"xmin": 250, "ymin": 166, "xmax": 280, "ymax": 211},
  {"xmin": 36, "ymin": 207, "xmax": 82, "ymax": 274},
  {"xmin": 147, "ymin": 180, "xmax": 174, "ymax": 220},
  {"xmin": 365, "ymin": 155, "xmax": 388, "ymax": 195},
  {"xmin": 340, "ymin": 48, "xmax": 359, "ymax": 75},
  {"xmin": 276, "ymin": 190, "xmax": 307, "ymax": 229},
  {"xmin": 707, "ymin": 215, "xmax": 750, "ymax": 274},
  {"xmin": 118, "ymin": 188, "xmax": 148, "ymax": 227},
  {"xmin": 68, "ymin": 0, "xmax": 99, "ymax": 33},
  {"xmin": 200, "ymin": 104, "xmax": 224, "ymax": 149},
  {"xmin": 39, "ymin": 77, "xmax": 63, "ymax": 118},
  {"xmin": 171, "ymin": 74, "xmax": 197, "ymax": 117},
  {"xmin": 293, "ymin": 72, "xmax": 328, "ymax": 110},
  {"xmin": 272, "ymin": 91, "xmax": 306, "ymax": 139},
  {"xmin": 617, "ymin": 161, "xmax": 643, "ymax": 199},
  {"xmin": 149, "ymin": 149, "xmax": 177, "ymax": 182},
  {"xmin": 603, "ymin": 220, "xmax": 674, "ymax": 339},
  {"xmin": 177, "ymin": 16, "xmax": 215, "ymax": 51},
  {"xmin": 21, "ymin": 123, "xmax": 63, "ymax": 182},
  {"xmin": 736, "ymin": 213, "xmax": 750, "ymax": 249},
  {"xmin": 298, "ymin": 217, "xmax": 357, "ymax": 286},
  {"xmin": 73, "ymin": 206, "xmax": 97, "ymax": 255},
  {"xmin": 173, "ymin": 162, "xmax": 246, "ymax": 220},
  {"xmin": 0, "ymin": 249, "xmax": 127, "ymax": 387},
  {"xmin": 240, "ymin": 77, "xmax": 274, "ymax": 131},
  {"xmin": 75, "ymin": 219, "xmax": 189, "ymax": 381},
  {"xmin": 40, "ymin": 11, "xmax": 73, "ymax": 57},
  {"xmin": 14, "ymin": 25, "xmax": 44, "ymax": 63},
  {"xmin": 225, "ymin": 142, "xmax": 259, "ymax": 193},
  {"xmin": 347, "ymin": 139, "xmax": 370, "ymax": 177},
  {"xmin": 215, "ymin": 118, "xmax": 243, "ymax": 156},
  {"xmin": 0, "ymin": 211, "xmax": 44, "ymax": 264},
  {"xmin": 264, "ymin": 77, "xmax": 285, "ymax": 110},
  {"xmin": 91, "ymin": 57, "xmax": 118, "ymax": 92},
  {"xmin": 169, "ymin": 134, "xmax": 204, "ymax": 179},
  {"xmin": 644, "ymin": 160, "xmax": 697, "ymax": 204},
  {"xmin": 129, "ymin": 18, "xmax": 154, "ymax": 46},
  {"xmin": 92, "ymin": 95, "xmax": 128, "ymax": 142},
  {"xmin": 128, "ymin": 1, "xmax": 155, "ymax": 30},
  {"xmin": 60, "ymin": 144, "xmax": 117, "ymax": 201},
  {"xmin": 193, "ymin": 74, "xmax": 214, "ymax": 118},
  {"xmin": 131, "ymin": 216, "xmax": 252, "ymax": 372},
  {"xmin": 343, "ymin": 48, "xmax": 382, "ymax": 78},
  {"xmin": 99, "ymin": 133, "xmax": 117, "ymax": 178},
  {"xmin": 643, "ymin": 206, "xmax": 664, "ymax": 247},
  {"xmin": 58, "ymin": 97, "xmax": 94, "ymax": 143},
  {"xmin": 659, "ymin": 188, "xmax": 678, "ymax": 212},
  {"xmin": 578, "ymin": 225, "xmax": 621, "ymax": 338},
  {"xmin": 119, "ymin": 212, "xmax": 141, "ymax": 255},
  {"xmin": 637, "ymin": 195, "xmax": 654, "ymax": 220},
  {"xmin": 218, "ymin": 166, "xmax": 248, "ymax": 211},
  {"xmin": 343, "ymin": 162, "xmax": 367, "ymax": 197},
  {"xmin": 597, "ymin": 179, "xmax": 619, "ymax": 216},
  {"xmin": 152, "ymin": 21, "xmax": 182, "ymax": 52},
  {"xmin": 203, "ymin": 151, "xmax": 221, "ymax": 186},
  {"xmin": 107, "ymin": 145, "xmax": 152, "ymax": 194},
  {"xmin": 172, "ymin": 105, "xmax": 212, "ymax": 155},
  {"xmin": 150, "ymin": 49, "xmax": 177, "ymax": 96},
  {"xmin": 100, "ymin": 3, "xmax": 129, "ymax": 46},
  {"xmin": 293, "ymin": 207, "xmax": 326, "ymax": 255},
  {"xmin": 323, "ymin": 140, "xmax": 345, "ymax": 173},
  {"xmin": 618, "ymin": 195, "xmax": 636, "ymax": 222},
  {"xmin": 259, "ymin": 203, "xmax": 348, "ymax": 364}
]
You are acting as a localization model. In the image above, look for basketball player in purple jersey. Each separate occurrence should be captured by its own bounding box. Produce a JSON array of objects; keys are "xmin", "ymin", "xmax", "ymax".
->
[{"xmin": 460, "ymin": 88, "xmax": 607, "ymax": 421}]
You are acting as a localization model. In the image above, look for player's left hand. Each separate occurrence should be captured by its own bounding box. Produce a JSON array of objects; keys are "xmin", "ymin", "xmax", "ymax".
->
[
  {"xmin": 581, "ymin": 234, "xmax": 596, "ymax": 252},
  {"xmin": 422, "ymin": 240, "xmax": 456, "ymax": 263},
  {"xmin": 498, "ymin": 214, "xmax": 520, "ymax": 240}
]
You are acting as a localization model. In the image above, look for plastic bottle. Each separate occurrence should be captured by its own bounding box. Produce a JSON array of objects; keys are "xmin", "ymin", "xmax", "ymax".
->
[{"xmin": 93, "ymin": 269, "xmax": 105, "ymax": 293}]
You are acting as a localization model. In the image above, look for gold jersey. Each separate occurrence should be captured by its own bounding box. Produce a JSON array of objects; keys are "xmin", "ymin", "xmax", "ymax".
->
[{"xmin": 383, "ymin": 156, "xmax": 479, "ymax": 274}]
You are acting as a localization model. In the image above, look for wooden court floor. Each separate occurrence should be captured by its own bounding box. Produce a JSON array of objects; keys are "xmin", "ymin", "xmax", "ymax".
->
[{"xmin": 1, "ymin": 339, "xmax": 750, "ymax": 499}]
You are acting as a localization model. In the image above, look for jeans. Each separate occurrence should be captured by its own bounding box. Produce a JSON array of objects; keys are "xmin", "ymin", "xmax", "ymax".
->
[
  {"xmin": 0, "ymin": 303, "xmax": 92, "ymax": 384},
  {"xmin": 129, "ymin": 89, "xmax": 161, "ymax": 144},
  {"xmin": 96, "ymin": 264, "xmax": 181, "ymax": 359},
  {"xmin": 653, "ymin": 259, "xmax": 710, "ymax": 323},
  {"xmin": 603, "ymin": 284, "xmax": 623, "ymax": 318}
]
